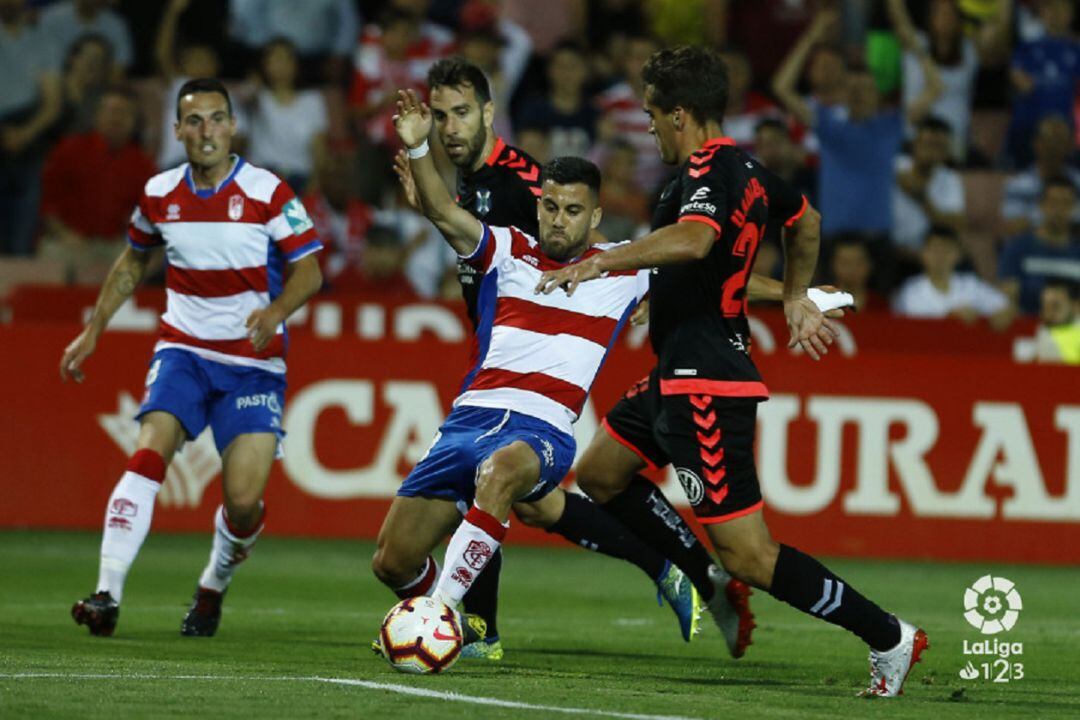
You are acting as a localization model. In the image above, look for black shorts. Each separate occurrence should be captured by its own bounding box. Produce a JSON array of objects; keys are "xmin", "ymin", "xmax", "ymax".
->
[{"xmin": 602, "ymin": 368, "xmax": 763, "ymax": 524}]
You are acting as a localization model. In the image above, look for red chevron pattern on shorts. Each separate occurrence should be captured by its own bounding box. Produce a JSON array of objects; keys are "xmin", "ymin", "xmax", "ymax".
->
[{"xmin": 692, "ymin": 394, "xmax": 729, "ymax": 506}]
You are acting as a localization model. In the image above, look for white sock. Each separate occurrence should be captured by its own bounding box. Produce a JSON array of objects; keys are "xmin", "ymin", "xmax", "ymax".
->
[
  {"xmin": 97, "ymin": 472, "xmax": 162, "ymax": 603},
  {"xmin": 198, "ymin": 505, "xmax": 263, "ymax": 592},
  {"xmin": 433, "ymin": 504, "xmax": 507, "ymax": 609}
]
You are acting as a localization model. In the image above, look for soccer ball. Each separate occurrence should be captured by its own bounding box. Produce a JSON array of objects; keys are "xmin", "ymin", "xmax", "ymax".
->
[{"xmin": 379, "ymin": 596, "xmax": 463, "ymax": 674}]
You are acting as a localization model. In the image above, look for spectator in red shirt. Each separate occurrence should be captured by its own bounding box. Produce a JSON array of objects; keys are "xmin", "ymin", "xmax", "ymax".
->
[
  {"xmin": 39, "ymin": 85, "xmax": 156, "ymax": 281},
  {"xmin": 348, "ymin": 5, "xmax": 454, "ymax": 148}
]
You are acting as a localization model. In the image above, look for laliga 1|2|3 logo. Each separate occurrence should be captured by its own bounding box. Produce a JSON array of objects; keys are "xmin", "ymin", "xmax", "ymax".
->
[{"xmin": 958, "ymin": 575, "xmax": 1025, "ymax": 683}]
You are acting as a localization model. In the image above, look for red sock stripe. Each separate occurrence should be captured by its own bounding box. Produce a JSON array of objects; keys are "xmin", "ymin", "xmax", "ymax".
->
[
  {"xmin": 465, "ymin": 505, "xmax": 508, "ymax": 542},
  {"xmin": 394, "ymin": 555, "xmax": 438, "ymax": 599},
  {"xmin": 127, "ymin": 448, "xmax": 166, "ymax": 483}
]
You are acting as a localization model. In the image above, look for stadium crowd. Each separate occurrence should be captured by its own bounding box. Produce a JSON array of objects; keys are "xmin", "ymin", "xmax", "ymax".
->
[{"xmin": 1, "ymin": 0, "xmax": 1078, "ymax": 343}]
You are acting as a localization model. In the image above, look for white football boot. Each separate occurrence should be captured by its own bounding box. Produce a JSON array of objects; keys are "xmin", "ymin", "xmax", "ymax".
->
[
  {"xmin": 859, "ymin": 617, "xmax": 930, "ymax": 697},
  {"xmin": 705, "ymin": 564, "xmax": 755, "ymax": 658}
]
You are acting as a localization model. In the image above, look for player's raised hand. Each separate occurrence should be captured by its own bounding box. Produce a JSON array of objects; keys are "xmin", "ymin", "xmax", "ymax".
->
[
  {"xmin": 245, "ymin": 306, "xmax": 285, "ymax": 352},
  {"xmin": 535, "ymin": 256, "xmax": 604, "ymax": 297},
  {"xmin": 784, "ymin": 294, "xmax": 837, "ymax": 361},
  {"xmin": 392, "ymin": 89, "xmax": 432, "ymax": 149},
  {"xmin": 60, "ymin": 327, "xmax": 98, "ymax": 383},
  {"xmin": 393, "ymin": 149, "xmax": 421, "ymax": 210}
]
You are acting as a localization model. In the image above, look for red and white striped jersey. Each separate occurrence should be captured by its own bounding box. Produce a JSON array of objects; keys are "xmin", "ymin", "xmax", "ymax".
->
[
  {"xmin": 127, "ymin": 157, "xmax": 322, "ymax": 374},
  {"xmin": 456, "ymin": 224, "xmax": 649, "ymax": 435}
]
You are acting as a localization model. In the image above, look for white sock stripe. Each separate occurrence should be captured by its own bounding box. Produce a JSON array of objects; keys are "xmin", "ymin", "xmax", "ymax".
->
[
  {"xmin": 821, "ymin": 581, "xmax": 845, "ymax": 617},
  {"xmin": 809, "ymin": 578, "xmax": 833, "ymax": 615}
]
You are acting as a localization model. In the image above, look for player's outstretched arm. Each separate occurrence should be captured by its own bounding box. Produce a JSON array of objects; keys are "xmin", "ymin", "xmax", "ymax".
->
[
  {"xmin": 393, "ymin": 89, "xmax": 483, "ymax": 256},
  {"xmin": 781, "ymin": 204, "xmax": 835, "ymax": 361},
  {"xmin": 245, "ymin": 254, "xmax": 322, "ymax": 352},
  {"xmin": 747, "ymin": 275, "xmax": 853, "ymax": 318},
  {"xmin": 535, "ymin": 221, "xmax": 714, "ymax": 296},
  {"xmin": 60, "ymin": 245, "xmax": 152, "ymax": 382}
]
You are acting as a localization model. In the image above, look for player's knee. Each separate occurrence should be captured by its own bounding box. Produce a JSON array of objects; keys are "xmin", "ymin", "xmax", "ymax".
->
[
  {"xmin": 223, "ymin": 488, "xmax": 262, "ymax": 520},
  {"xmin": 512, "ymin": 502, "xmax": 546, "ymax": 528},
  {"xmin": 575, "ymin": 459, "xmax": 620, "ymax": 505},
  {"xmin": 371, "ymin": 545, "xmax": 412, "ymax": 587},
  {"xmin": 475, "ymin": 453, "xmax": 528, "ymax": 508},
  {"xmin": 718, "ymin": 540, "xmax": 778, "ymax": 589}
]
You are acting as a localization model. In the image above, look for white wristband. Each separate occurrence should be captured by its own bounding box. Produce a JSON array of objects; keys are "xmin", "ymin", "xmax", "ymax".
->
[
  {"xmin": 407, "ymin": 140, "xmax": 430, "ymax": 159},
  {"xmin": 808, "ymin": 287, "xmax": 855, "ymax": 313}
]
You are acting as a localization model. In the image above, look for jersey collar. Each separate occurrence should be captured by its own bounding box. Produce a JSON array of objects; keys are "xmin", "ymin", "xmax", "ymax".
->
[
  {"xmin": 186, "ymin": 155, "xmax": 244, "ymax": 198},
  {"xmin": 483, "ymin": 136, "xmax": 507, "ymax": 167},
  {"xmin": 702, "ymin": 137, "xmax": 736, "ymax": 148}
]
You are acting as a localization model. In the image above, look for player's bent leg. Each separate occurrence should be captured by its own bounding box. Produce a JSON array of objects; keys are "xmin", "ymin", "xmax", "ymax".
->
[
  {"xmin": 708, "ymin": 510, "xmax": 926, "ymax": 694},
  {"xmin": 432, "ymin": 442, "xmax": 538, "ymax": 610},
  {"xmin": 512, "ymin": 487, "xmax": 565, "ymax": 528},
  {"xmin": 73, "ymin": 411, "xmax": 186, "ymax": 637},
  {"xmin": 474, "ymin": 441, "xmax": 541, "ymax": 519},
  {"xmin": 219, "ymin": 432, "xmax": 277, "ymax": 530},
  {"xmin": 373, "ymin": 495, "xmax": 462, "ymax": 592},
  {"xmin": 579, "ymin": 428, "xmax": 718, "ymax": 606},
  {"xmin": 575, "ymin": 424, "xmax": 644, "ymax": 504},
  {"xmin": 515, "ymin": 487, "xmax": 700, "ymax": 641},
  {"xmin": 704, "ymin": 510, "xmax": 779, "ymax": 590},
  {"xmin": 181, "ymin": 432, "xmax": 275, "ymax": 637}
]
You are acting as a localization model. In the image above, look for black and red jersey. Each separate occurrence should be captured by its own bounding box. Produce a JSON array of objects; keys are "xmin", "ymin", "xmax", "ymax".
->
[
  {"xmin": 456, "ymin": 137, "xmax": 542, "ymax": 327},
  {"xmin": 647, "ymin": 136, "xmax": 808, "ymax": 398}
]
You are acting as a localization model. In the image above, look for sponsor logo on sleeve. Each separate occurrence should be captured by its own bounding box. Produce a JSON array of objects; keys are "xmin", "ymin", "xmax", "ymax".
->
[
  {"xmin": 283, "ymin": 197, "xmax": 314, "ymax": 234},
  {"xmin": 681, "ymin": 186, "xmax": 717, "ymax": 216}
]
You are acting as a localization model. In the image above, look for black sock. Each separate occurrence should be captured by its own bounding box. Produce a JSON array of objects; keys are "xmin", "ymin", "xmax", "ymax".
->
[
  {"xmin": 600, "ymin": 475, "xmax": 717, "ymax": 600},
  {"xmin": 548, "ymin": 492, "xmax": 667, "ymax": 581},
  {"xmin": 769, "ymin": 544, "xmax": 900, "ymax": 651},
  {"xmin": 461, "ymin": 547, "xmax": 500, "ymax": 640}
]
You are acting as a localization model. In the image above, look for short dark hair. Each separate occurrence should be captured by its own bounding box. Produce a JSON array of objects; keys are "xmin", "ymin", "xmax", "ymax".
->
[
  {"xmin": 427, "ymin": 57, "xmax": 492, "ymax": 105},
  {"xmin": 916, "ymin": 115, "xmax": 953, "ymax": 136},
  {"xmin": 1044, "ymin": 278, "xmax": 1079, "ymax": 301},
  {"xmin": 642, "ymin": 46, "xmax": 728, "ymax": 125},
  {"xmin": 175, "ymin": 77, "xmax": 232, "ymax": 120},
  {"xmin": 926, "ymin": 224, "xmax": 961, "ymax": 243},
  {"xmin": 541, "ymin": 156, "xmax": 601, "ymax": 195},
  {"xmin": 65, "ymin": 32, "xmax": 114, "ymax": 70},
  {"xmin": 831, "ymin": 232, "xmax": 872, "ymax": 254},
  {"xmin": 1043, "ymin": 176, "xmax": 1077, "ymax": 197}
]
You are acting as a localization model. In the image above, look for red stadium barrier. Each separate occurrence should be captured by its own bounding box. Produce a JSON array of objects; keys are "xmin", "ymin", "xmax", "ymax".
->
[{"xmin": 1, "ymin": 302, "xmax": 1076, "ymax": 564}]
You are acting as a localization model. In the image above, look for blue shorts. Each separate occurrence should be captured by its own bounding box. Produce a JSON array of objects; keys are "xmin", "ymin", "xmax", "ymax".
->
[
  {"xmin": 136, "ymin": 348, "xmax": 286, "ymax": 455},
  {"xmin": 398, "ymin": 405, "xmax": 576, "ymax": 511}
]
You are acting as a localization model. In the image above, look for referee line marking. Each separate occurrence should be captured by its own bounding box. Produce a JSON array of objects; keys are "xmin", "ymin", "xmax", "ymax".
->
[{"xmin": 0, "ymin": 673, "xmax": 702, "ymax": 720}]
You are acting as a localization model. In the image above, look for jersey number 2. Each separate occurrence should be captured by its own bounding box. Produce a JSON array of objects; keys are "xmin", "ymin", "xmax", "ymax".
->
[{"xmin": 720, "ymin": 221, "xmax": 761, "ymax": 317}]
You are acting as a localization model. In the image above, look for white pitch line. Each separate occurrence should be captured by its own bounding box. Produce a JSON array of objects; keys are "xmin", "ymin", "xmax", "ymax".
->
[{"xmin": 0, "ymin": 673, "xmax": 703, "ymax": 720}]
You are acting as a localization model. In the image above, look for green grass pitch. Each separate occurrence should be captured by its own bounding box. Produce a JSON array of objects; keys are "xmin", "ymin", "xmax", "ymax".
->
[{"xmin": 1, "ymin": 530, "xmax": 1077, "ymax": 719}]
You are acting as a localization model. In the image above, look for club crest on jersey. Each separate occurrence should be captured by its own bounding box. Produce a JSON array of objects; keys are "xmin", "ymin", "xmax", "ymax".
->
[
  {"xmin": 166, "ymin": 203, "xmax": 181, "ymax": 220},
  {"xmin": 475, "ymin": 189, "xmax": 492, "ymax": 217},
  {"xmin": 228, "ymin": 194, "xmax": 244, "ymax": 221}
]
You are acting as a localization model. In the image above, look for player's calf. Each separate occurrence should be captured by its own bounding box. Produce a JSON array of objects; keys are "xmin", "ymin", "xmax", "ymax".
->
[
  {"xmin": 712, "ymin": 536, "xmax": 780, "ymax": 591},
  {"xmin": 373, "ymin": 551, "xmax": 440, "ymax": 599}
]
